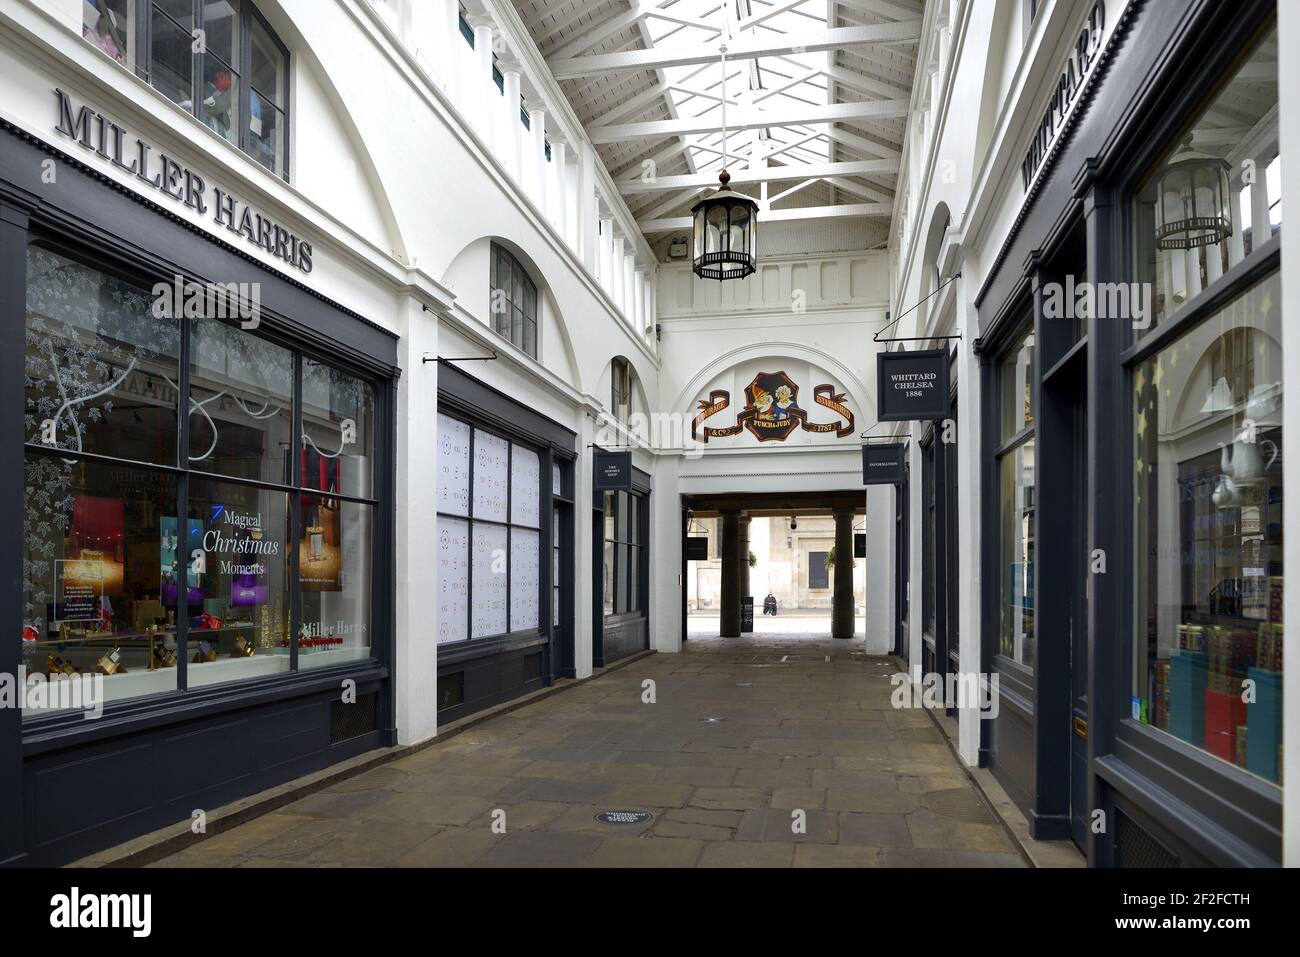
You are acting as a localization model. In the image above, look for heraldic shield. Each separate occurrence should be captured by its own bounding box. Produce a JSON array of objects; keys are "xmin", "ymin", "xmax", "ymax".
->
[{"xmin": 691, "ymin": 371, "xmax": 855, "ymax": 443}]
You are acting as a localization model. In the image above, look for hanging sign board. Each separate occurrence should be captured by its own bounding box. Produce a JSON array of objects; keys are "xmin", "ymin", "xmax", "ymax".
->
[
  {"xmin": 862, "ymin": 443, "xmax": 906, "ymax": 485},
  {"xmin": 593, "ymin": 450, "xmax": 632, "ymax": 491},
  {"xmin": 877, "ymin": 349, "xmax": 950, "ymax": 422},
  {"xmin": 685, "ymin": 536, "xmax": 710, "ymax": 561},
  {"xmin": 854, "ymin": 533, "xmax": 867, "ymax": 559}
]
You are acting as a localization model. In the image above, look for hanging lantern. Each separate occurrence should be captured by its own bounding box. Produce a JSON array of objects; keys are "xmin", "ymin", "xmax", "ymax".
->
[
  {"xmin": 1155, "ymin": 154, "xmax": 1232, "ymax": 250},
  {"xmin": 691, "ymin": 171, "xmax": 759, "ymax": 281},
  {"xmin": 690, "ymin": 43, "xmax": 758, "ymax": 282}
]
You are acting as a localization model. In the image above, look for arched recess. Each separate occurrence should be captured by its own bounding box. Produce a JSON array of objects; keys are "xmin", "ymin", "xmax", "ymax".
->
[
  {"xmin": 671, "ymin": 340, "xmax": 873, "ymax": 422},
  {"xmin": 972, "ymin": 0, "xmax": 1019, "ymax": 164},
  {"xmin": 600, "ymin": 355, "xmax": 651, "ymax": 421},
  {"xmin": 917, "ymin": 202, "xmax": 953, "ymax": 333},
  {"xmin": 440, "ymin": 235, "xmax": 583, "ymax": 391},
  {"xmin": 251, "ymin": 4, "xmax": 408, "ymax": 262}
]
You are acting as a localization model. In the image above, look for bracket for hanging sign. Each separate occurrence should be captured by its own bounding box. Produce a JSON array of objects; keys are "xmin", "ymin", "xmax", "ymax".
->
[
  {"xmin": 873, "ymin": 273, "xmax": 963, "ymax": 343},
  {"xmin": 422, "ymin": 350, "xmax": 498, "ymax": 364}
]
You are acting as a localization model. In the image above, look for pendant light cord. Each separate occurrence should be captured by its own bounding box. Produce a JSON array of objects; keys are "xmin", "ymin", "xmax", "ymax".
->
[{"xmin": 720, "ymin": 44, "xmax": 728, "ymax": 173}]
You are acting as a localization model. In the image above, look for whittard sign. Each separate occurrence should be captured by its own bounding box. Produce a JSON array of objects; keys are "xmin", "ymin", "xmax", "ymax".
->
[{"xmin": 877, "ymin": 349, "xmax": 950, "ymax": 422}]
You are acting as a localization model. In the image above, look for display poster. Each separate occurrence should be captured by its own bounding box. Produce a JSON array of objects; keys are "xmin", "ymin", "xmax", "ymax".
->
[
  {"xmin": 299, "ymin": 501, "xmax": 342, "ymax": 591},
  {"xmin": 161, "ymin": 516, "xmax": 205, "ymax": 605},
  {"xmin": 55, "ymin": 559, "xmax": 102, "ymax": 622},
  {"xmin": 72, "ymin": 494, "xmax": 124, "ymax": 596}
]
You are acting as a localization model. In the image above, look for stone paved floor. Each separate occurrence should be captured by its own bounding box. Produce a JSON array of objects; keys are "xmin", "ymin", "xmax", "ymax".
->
[{"xmin": 150, "ymin": 631, "xmax": 1027, "ymax": 868}]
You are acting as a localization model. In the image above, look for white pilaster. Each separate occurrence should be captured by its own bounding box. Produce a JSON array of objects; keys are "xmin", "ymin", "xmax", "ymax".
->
[
  {"xmin": 600, "ymin": 218, "xmax": 615, "ymax": 293},
  {"xmin": 470, "ymin": 17, "xmax": 495, "ymax": 144},
  {"xmin": 633, "ymin": 267, "xmax": 646, "ymax": 332},
  {"xmin": 395, "ymin": 295, "xmax": 440, "ymax": 745},
  {"xmin": 501, "ymin": 66, "xmax": 523, "ymax": 184},
  {"xmin": 579, "ymin": 146, "xmax": 599, "ymax": 272},
  {"xmin": 611, "ymin": 235, "xmax": 625, "ymax": 310},
  {"xmin": 624, "ymin": 253, "xmax": 636, "ymax": 322},
  {"xmin": 525, "ymin": 102, "xmax": 547, "ymax": 209},
  {"xmin": 550, "ymin": 139, "xmax": 570, "ymax": 244}
]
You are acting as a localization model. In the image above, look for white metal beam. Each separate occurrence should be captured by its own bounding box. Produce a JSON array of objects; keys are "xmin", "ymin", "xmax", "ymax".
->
[
  {"xmin": 639, "ymin": 201, "xmax": 893, "ymax": 232},
  {"xmin": 617, "ymin": 157, "xmax": 899, "ymax": 192},
  {"xmin": 837, "ymin": 0, "xmax": 925, "ymax": 22},
  {"xmin": 588, "ymin": 98, "xmax": 909, "ymax": 143},
  {"xmin": 549, "ymin": 20, "xmax": 922, "ymax": 78}
]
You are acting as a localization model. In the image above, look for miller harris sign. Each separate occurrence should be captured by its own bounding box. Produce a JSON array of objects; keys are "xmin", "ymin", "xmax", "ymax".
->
[{"xmin": 53, "ymin": 89, "xmax": 313, "ymax": 274}]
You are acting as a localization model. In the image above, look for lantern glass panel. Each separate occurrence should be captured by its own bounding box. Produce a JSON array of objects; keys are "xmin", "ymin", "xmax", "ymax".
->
[
  {"xmin": 1133, "ymin": 25, "xmax": 1278, "ymax": 334},
  {"xmin": 705, "ymin": 204, "xmax": 727, "ymax": 256},
  {"xmin": 728, "ymin": 204, "xmax": 749, "ymax": 256}
]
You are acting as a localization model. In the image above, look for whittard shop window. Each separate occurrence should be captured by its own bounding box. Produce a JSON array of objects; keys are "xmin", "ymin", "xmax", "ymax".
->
[
  {"xmin": 1130, "ymin": 25, "xmax": 1283, "ymax": 785},
  {"xmin": 21, "ymin": 245, "xmax": 378, "ymax": 712}
]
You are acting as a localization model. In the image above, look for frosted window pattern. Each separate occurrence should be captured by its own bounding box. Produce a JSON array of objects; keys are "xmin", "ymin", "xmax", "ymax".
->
[
  {"xmin": 510, "ymin": 528, "xmax": 540, "ymax": 631},
  {"xmin": 437, "ymin": 516, "xmax": 469, "ymax": 644},
  {"xmin": 438, "ymin": 413, "xmax": 471, "ymax": 515},
  {"xmin": 473, "ymin": 430, "xmax": 509, "ymax": 522},
  {"xmin": 471, "ymin": 523, "xmax": 508, "ymax": 638},
  {"xmin": 510, "ymin": 446, "xmax": 540, "ymax": 527}
]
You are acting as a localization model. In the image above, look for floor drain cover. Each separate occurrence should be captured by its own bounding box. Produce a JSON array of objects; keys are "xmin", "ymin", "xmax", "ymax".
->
[
  {"xmin": 701, "ymin": 717, "xmax": 725, "ymax": 723},
  {"xmin": 595, "ymin": 810, "xmax": 652, "ymax": 824},
  {"xmin": 921, "ymin": 788, "xmax": 997, "ymax": 824},
  {"xmin": 735, "ymin": 682, "xmax": 753, "ymax": 687}
]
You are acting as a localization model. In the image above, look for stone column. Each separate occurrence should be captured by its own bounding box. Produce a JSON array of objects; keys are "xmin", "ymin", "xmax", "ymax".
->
[
  {"xmin": 831, "ymin": 507, "xmax": 855, "ymax": 639},
  {"xmin": 720, "ymin": 509, "xmax": 743, "ymax": 638}
]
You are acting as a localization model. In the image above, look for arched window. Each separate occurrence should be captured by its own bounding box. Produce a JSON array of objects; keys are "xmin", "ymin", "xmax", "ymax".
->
[
  {"xmin": 490, "ymin": 242, "xmax": 538, "ymax": 358},
  {"xmin": 611, "ymin": 357, "xmax": 632, "ymax": 426}
]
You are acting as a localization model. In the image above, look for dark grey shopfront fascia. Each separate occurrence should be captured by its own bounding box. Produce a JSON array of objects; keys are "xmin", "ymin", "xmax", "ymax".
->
[
  {"xmin": 973, "ymin": 0, "xmax": 1282, "ymax": 865},
  {"xmin": 1, "ymin": 120, "xmax": 399, "ymax": 868}
]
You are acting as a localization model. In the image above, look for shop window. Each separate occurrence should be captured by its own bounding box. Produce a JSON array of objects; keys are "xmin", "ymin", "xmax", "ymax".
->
[
  {"xmin": 25, "ymin": 247, "xmax": 181, "ymax": 465},
  {"xmin": 21, "ymin": 245, "xmax": 383, "ymax": 710},
  {"xmin": 298, "ymin": 360, "xmax": 377, "ymax": 668},
  {"xmin": 434, "ymin": 413, "xmax": 542, "ymax": 644},
  {"xmin": 996, "ymin": 327, "xmax": 1036, "ymax": 668},
  {"xmin": 1132, "ymin": 25, "xmax": 1279, "ymax": 334},
  {"xmin": 922, "ymin": 436, "xmax": 936, "ymax": 636},
  {"xmin": 189, "ymin": 319, "xmax": 293, "ymax": 484},
  {"xmin": 611, "ymin": 357, "xmax": 632, "ymax": 427},
  {"xmin": 1131, "ymin": 270, "xmax": 1282, "ymax": 784},
  {"xmin": 603, "ymin": 489, "xmax": 645, "ymax": 617},
  {"xmin": 999, "ymin": 330, "xmax": 1036, "ymax": 441},
  {"xmin": 490, "ymin": 243, "xmax": 539, "ymax": 358},
  {"xmin": 84, "ymin": 2, "xmax": 291, "ymax": 178},
  {"xmin": 186, "ymin": 475, "xmax": 291, "ymax": 686},
  {"xmin": 83, "ymin": 0, "xmax": 136, "ymax": 66},
  {"xmin": 22, "ymin": 457, "xmax": 180, "ymax": 709}
]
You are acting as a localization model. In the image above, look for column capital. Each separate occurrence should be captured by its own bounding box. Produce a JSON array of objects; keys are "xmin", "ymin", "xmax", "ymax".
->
[
  {"xmin": 522, "ymin": 98, "xmax": 548, "ymax": 115},
  {"xmin": 497, "ymin": 57, "xmax": 523, "ymax": 78},
  {"xmin": 466, "ymin": 14, "xmax": 495, "ymax": 31}
]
